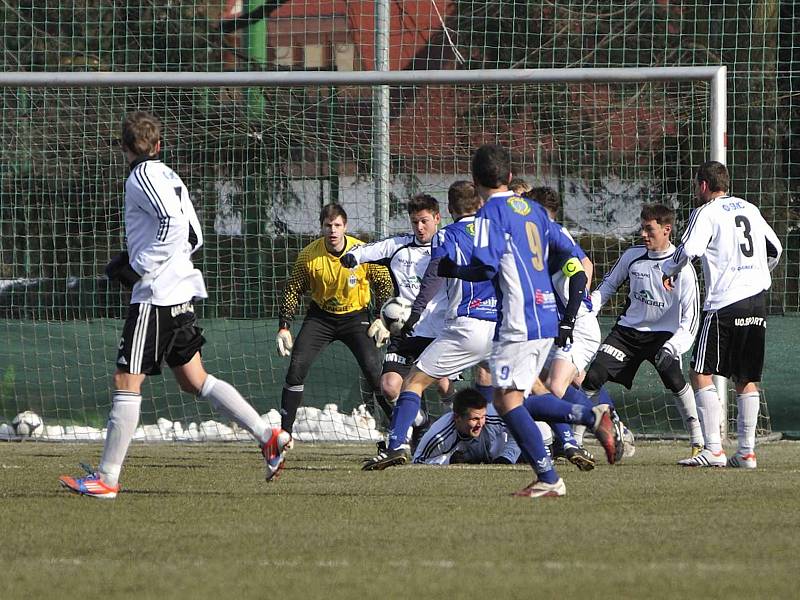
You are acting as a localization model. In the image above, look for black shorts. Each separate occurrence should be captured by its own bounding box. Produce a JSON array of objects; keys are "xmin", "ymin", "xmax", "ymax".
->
[
  {"xmin": 382, "ymin": 335, "xmax": 435, "ymax": 377},
  {"xmin": 691, "ymin": 292, "xmax": 766, "ymax": 382},
  {"xmin": 116, "ymin": 301, "xmax": 205, "ymax": 376},
  {"xmin": 586, "ymin": 325, "xmax": 672, "ymax": 389},
  {"xmin": 284, "ymin": 305, "xmax": 382, "ymax": 392}
]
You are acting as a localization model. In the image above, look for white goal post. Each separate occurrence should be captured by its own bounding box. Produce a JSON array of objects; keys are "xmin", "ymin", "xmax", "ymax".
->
[{"xmin": 0, "ymin": 66, "xmax": 748, "ymax": 442}]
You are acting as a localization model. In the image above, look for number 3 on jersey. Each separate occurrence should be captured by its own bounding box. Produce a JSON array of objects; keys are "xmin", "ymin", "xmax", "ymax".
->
[
  {"xmin": 735, "ymin": 215, "xmax": 754, "ymax": 257},
  {"xmin": 525, "ymin": 222, "xmax": 545, "ymax": 271}
]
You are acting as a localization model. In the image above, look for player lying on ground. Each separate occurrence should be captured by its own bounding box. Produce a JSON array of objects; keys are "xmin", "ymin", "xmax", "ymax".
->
[
  {"xmin": 413, "ymin": 388, "xmax": 555, "ymax": 465},
  {"xmin": 60, "ymin": 111, "xmax": 292, "ymax": 498},
  {"xmin": 662, "ymin": 161, "xmax": 781, "ymax": 468},
  {"xmin": 276, "ymin": 203, "xmax": 394, "ymax": 445},
  {"xmin": 580, "ymin": 203, "xmax": 704, "ymax": 462}
]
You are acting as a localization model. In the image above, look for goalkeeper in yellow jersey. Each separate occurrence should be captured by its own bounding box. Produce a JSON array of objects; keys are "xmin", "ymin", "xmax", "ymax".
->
[{"xmin": 276, "ymin": 203, "xmax": 394, "ymax": 442}]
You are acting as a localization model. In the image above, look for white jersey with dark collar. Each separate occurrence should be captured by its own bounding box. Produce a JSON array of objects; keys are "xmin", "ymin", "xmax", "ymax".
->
[
  {"xmin": 125, "ymin": 158, "xmax": 207, "ymax": 306},
  {"xmin": 592, "ymin": 244, "xmax": 699, "ymax": 355},
  {"xmin": 662, "ymin": 195, "xmax": 782, "ymax": 311},
  {"xmin": 346, "ymin": 232, "xmax": 447, "ymax": 338}
]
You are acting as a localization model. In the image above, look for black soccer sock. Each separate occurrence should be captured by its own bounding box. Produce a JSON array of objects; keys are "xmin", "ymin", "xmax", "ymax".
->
[
  {"xmin": 374, "ymin": 393, "xmax": 393, "ymax": 420},
  {"xmin": 280, "ymin": 385, "xmax": 304, "ymax": 434}
]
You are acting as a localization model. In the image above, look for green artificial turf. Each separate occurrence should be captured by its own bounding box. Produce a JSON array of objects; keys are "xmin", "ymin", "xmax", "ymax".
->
[{"xmin": 1, "ymin": 441, "xmax": 797, "ymax": 599}]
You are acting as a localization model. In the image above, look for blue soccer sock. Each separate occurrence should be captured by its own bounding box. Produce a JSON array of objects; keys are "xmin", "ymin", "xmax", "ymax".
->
[
  {"xmin": 523, "ymin": 393, "xmax": 594, "ymax": 428},
  {"xmin": 562, "ymin": 384, "xmax": 595, "ymax": 410},
  {"xmin": 476, "ymin": 384, "xmax": 494, "ymax": 405},
  {"xmin": 550, "ymin": 423, "xmax": 578, "ymax": 450},
  {"xmin": 387, "ymin": 391, "xmax": 421, "ymax": 451},
  {"xmin": 502, "ymin": 405, "xmax": 558, "ymax": 484}
]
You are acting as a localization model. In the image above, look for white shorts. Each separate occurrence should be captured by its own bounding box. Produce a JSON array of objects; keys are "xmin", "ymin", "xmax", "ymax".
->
[
  {"xmin": 546, "ymin": 313, "xmax": 601, "ymax": 373},
  {"xmin": 490, "ymin": 338, "xmax": 554, "ymax": 392},
  {"xmin": 415, "ymin": 316, "xmax": 495, "ymax": 379}
]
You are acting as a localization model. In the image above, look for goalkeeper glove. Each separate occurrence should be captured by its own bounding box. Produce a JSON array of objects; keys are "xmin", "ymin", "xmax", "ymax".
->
[
  {"xmin": 276, "ymin": 329, "xmax": 294, "ymax": 357},
  {"xmin": 105, "ymin": 252, "xmax": 141, "ymax": 288},
  {"xmin": 367, "ymin": 319, "xmax": 390, "ymax": 348},
  {"xmin": 654, "ymin": 342, "xmax": 677, "ymax": 370},
  {"xmin": 340, "ymin": 253, "xmax": 358, "ymax": 268},
  {"xmin": 554, "ymin": 316, "xmax": 575, "ymax": 349}
]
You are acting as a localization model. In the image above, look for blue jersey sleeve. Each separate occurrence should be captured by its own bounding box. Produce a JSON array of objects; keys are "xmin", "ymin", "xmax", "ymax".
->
[
  {"xmin": 431, "ymin": 228, "xmax": 456, "ymax": 261},
  {"xmin": 546, "ymin": 219, "xmax": 582, "ymax": 259}
]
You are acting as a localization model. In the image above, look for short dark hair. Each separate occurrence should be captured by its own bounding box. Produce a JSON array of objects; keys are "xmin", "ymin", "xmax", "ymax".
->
[
  {"xmin": 508, "ymin": 177, "xmax": 531, "ymax": 195},
  {"xmin": 471, "ymin": 144, "xmax": 511, "ymax": 188},
  {"xmin": 452, "ymin": 388, "xmax": 488, "ymax": 418},
  {"xmin": 640, "ymin": 203, "xmax": 675, "ymax": 227},
  {"xmin": 121, "ymin": 111, "xmax": 161, "ymax": 156},
  {"xmin": 696, "ymin": 161, "xmax": 730, "ymax": 193},
  {"xmin": 523, "ymin": 187, "xmax": 561, "ymax": 217},
  {"xmin": 407, "ymin": 193, "xmax": 440, "ymax": 216},
  {"xmin": 447, "ymin": 180, "xmax": 481, "ymax": 217},
  {"xmin": 319, "ymin": 203, "xmax": 348, "ymax": 225}
]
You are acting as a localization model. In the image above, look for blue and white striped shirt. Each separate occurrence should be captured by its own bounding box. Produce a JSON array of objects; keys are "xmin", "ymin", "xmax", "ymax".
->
[{"xmin": 472, "ymin": 191, "xmax": 581, "ymax": 341}]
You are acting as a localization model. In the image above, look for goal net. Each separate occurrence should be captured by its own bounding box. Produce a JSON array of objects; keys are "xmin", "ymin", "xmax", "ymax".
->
[{"xmin": 0, "ymin": 68, "xmax": 772, "ymax": 442}]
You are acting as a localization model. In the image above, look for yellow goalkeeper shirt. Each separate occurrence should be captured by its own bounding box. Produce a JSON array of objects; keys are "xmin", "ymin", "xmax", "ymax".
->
[{"xmin": 278, "ymin": 236, "xmax": 393, "ymax": 323}]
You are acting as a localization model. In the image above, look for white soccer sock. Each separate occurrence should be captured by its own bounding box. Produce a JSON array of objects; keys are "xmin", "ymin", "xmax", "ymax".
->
[
  {"xmin": 572, "ymin": 425, "xmax": 586, "ymax": 446},
  {"xmin": 695, "ymin": 385, "xmax": 723, "ymax": 452},
  {"xmin": 201, "ymin": 375, "xmax": 269, "ymax": 445},
  {"xmin": 736, "ymin": 392, "xmax": 761, "ymax": 455},
  {"xmin": 535, "ymin": 420, "xmax": 553, "ymax": 448},
  {"xmin": 674, "ymin": 384, "xmax": 704, "ymax": 446},
  {"xmin": 98, "ymin": 391, "xmax": 142, "ymax": 487},
  {"xmin": 413, "ymin": 409, "xmax": 427, "ymax": 427}
]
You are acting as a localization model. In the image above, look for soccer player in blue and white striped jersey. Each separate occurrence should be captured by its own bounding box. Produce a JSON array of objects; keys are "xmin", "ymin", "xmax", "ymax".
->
[{"xmin": 442, "ymin": 144, "xmax": 622, "ymax": 498}]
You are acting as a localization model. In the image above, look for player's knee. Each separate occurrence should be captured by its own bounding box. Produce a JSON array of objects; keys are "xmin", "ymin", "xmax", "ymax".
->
[
  {"xmin": 112, "ymin": 370, "xmax": 143, "ymax": 394},
  {"xmin": 546, "ymin": 376, "xmax": 569, "ymax": 398},
  {"xmin": 381, "ymin": 373, "xmax": 402, "ymax": 402},
  {"xmin": 657, "ymin": 363, "xmax": 686, "ymax": 394}
]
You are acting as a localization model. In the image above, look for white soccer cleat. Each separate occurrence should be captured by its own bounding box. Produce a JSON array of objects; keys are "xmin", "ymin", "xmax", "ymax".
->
[
  {"xmin": 511, "ymin": 478, "xmax": 566, "ymax": 498},
  {"xmin": 727, "ymin": 452, "xmax": 757, "ymax": 469},
  {"xmin": 677, "ymin": 448, "xmax": 727, "ymax": 467},
  {"xmin": 622, "ymin": 425, "xmax": 636, "ymax": 458}
]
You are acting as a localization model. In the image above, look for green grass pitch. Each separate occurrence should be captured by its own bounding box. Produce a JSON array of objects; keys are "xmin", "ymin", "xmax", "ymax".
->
[{"xmin": 1, "ymin": 441, "xmax": 798, "ymax": 599}]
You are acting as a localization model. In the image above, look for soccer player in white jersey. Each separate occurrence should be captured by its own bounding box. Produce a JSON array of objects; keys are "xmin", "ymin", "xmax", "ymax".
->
[
  {"xmin": 413, "ymin": 388, "xmax": 523, "ymax": 465},
  {"xmin": 340, "ymin": 194, "xmax": 451, "ymax": 406},
  {"xmin": 662, "ymin": 161, "xmax": 782, "ymax": 468},
  {"xmin": 442, "ymin": 144, "xmax": 622, "ymax": 498},
  {"xmin": 582, "ymin": 203, "xmax": 704, "ymax": 460},
  {"xmin": 59, "ymin": 112, "xmax": 290, "ymax": 498}
]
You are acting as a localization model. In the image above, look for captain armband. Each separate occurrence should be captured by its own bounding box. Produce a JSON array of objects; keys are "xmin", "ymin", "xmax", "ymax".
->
[{"xmin": 560, "ymin": 257, "xmax": 585, "ymax": 278}]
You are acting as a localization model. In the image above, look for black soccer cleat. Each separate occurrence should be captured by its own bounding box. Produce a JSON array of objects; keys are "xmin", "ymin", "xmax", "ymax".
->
[
  {"xmin": 563, "ymin": 444, "xmax": 596, "ymax": 472},
  {"xmin": 361, "ymin": 446, "xmax": 411, "ymax": 471}
]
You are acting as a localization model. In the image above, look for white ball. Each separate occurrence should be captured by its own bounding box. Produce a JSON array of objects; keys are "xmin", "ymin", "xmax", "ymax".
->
[
  {"xmin": 12, "ymin": 411, "xmax": 43, "ymax": 438},
  {"xmin": 380, "ymin": 296, "xmax": 413, "ymax": 335}
]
